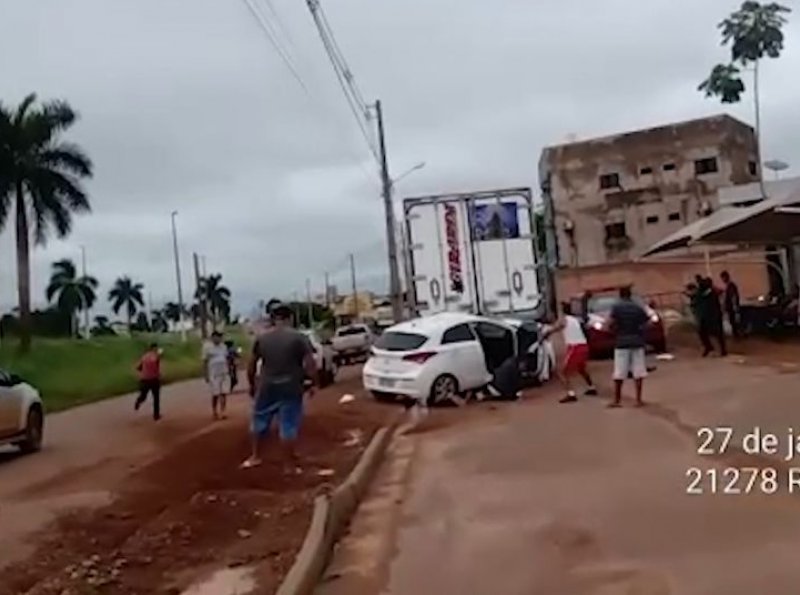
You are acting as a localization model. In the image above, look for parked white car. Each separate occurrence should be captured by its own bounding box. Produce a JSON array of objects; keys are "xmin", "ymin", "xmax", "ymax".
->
[
  {"xmin": 301, "ymin": 330, "xmax": 338, "ymax": 387},
  {"xmin": 331, "ymin": 323, "xmax": 374, "ymax": 365},
  {"xmin": 363, "ymin": 312, "xmax": 554, "ymax": 405},
  {"xmin": 0, "ymin": 369, "xmax": 45, "ymax": 453}
]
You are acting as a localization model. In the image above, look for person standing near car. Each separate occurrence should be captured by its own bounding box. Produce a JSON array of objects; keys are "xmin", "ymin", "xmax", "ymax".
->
[
  {"xmin": 135, "ymin": 342, "xmax": 162, "ymax": 420},
  {"xmin": 608, "ymin": 286, "xmax": 648, "ymax": 408},
  {"xmin": 243, "ymin": 303, "xmax": 317, "ymax": 471},
  {"xmin": 697, "ymin": 277, "xmax": 727, "ymax": 357},
  {"xmin": 543, "ymin": 302, "xmax": 598, "ymax": 404}
]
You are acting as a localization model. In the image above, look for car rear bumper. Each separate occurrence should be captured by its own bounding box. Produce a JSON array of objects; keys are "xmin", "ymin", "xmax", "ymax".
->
[{"xmin": 362, "ymin": 368, "xmax": 425, "ymax": 400}]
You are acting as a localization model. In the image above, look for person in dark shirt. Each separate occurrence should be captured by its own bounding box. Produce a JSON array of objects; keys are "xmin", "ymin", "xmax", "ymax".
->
[
  {"xmin": 243, "ymin": 303, "xmax": 317, "ymax": 470},
  {"xmin": 697, "ymin": 277, "xmax": 727, "ymax": 357},
  {"xmin": 608, "ymin": 286, "xmax": 648, "ymax": 408},
  {"xmin": 720, "ymin": 271, "xmax": 741, "ymax": 338}
]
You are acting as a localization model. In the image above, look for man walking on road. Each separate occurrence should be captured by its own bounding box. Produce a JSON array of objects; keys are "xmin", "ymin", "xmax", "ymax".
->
[
  {"xmin": 609, "ymin": 286, "xmax": 648, "ymax": 408},
  {"xmin": 135, "ymin": 342, "xmax": 162, "ymax": 420},
  {"xmin": 243, "ymin": 303, "xmax": 317, "ymax": 471},
  {"xmin": 203, "ymin": 331, "xmax": 229, "ymax": 420}
]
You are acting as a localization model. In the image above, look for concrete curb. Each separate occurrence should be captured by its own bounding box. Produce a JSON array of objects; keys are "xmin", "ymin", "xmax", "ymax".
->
[{"xmin": 276, "ymin": 425, "xmax": 396, "ymax": 595}]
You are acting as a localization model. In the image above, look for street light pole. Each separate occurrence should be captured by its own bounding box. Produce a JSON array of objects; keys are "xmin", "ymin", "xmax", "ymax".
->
[
  {"xmin": 372, "ymin": 100, "xmax": 403, "ymax": 323},
  {"xmin": 80, "ymin": 245, "xmax": 89, "ymax": 337},
  {"xmin": 171, "ymin": 211, "xmax": 187, "ymax": 342}
]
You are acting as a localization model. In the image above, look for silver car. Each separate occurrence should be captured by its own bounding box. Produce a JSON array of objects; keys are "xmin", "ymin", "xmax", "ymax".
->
[{"xmin": 0, "ymin": 369, "xmax": 45, "ymax": 453}]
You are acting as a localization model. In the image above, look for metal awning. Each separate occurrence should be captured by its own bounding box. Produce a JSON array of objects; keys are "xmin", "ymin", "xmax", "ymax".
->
[{"xmin": 643, "ymin": 182, "xmax": 800, "ymax": 257}]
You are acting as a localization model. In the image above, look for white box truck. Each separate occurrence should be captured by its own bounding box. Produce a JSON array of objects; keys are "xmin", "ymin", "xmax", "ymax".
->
[{"xmin": 402, "ymin": 187, "xmax": 553, "ymax": 319}]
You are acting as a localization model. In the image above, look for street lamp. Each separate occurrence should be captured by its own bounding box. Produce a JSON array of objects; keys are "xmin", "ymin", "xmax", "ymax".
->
[
  {"xmin": 170, "ymin": 211, "xmax": 187, "ymax": 342},
  {"xmin": 764, "ymin": 159, "xmax": 789, "ymax": 180},
  {"xmin": 390, "ymin": 161, "xmax": 426, "ymax": 189}
]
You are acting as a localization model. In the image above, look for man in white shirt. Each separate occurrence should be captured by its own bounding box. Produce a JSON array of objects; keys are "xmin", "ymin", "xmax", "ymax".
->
[
  {"xmin": 542, "ymin": 302, "xmax": 597, "ymax": 404},
  {"xmin": 203, "ymin": 331, "xmax": 230, "ymax": 419}
]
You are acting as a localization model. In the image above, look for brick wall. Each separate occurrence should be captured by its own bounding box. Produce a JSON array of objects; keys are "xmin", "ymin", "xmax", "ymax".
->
[{"xmin": 555, "ymin": 254, "xmax": 769, "ymax": 310}]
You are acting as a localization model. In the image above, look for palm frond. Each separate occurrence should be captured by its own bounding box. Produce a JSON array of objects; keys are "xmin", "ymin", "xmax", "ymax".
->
[
  {"xmin": 39, "ymin": 143, "xmax": 93, "ymax": 178},
  {"xmin": 13, "ymin": 93, "xmax": 37, "ymax": 126}
]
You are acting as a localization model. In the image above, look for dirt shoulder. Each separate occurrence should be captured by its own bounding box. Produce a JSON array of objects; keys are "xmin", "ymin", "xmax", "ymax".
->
[{"xmin": 1, "ymin": 368, "xmax": 396, "ymax": 595}]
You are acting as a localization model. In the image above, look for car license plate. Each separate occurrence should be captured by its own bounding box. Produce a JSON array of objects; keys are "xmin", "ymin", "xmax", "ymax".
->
[{"xmin": 378, "ymin": 377, "xmax": 396, "ymax": 388}]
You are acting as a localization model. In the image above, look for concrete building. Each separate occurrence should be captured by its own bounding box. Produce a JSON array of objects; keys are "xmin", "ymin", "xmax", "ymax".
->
[
  {"xmin": 539, "ymin": 115, "xmax": 768, "ymax": 305},
  {"xmin": 539, "ymin": 114, "xmax": 760, "ymax": 268}
]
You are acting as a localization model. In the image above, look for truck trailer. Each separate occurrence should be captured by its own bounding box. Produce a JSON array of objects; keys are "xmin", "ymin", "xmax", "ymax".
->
[{"xmin": 402, "ymin": 187, "xmax": 553, "ymax": 319}]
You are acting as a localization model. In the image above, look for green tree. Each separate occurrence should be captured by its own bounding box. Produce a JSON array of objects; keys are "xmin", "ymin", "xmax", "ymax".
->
[
  {"xmin": 150, "ymin": 309, "xmax": 168, "ymax": 333},
  {"xmin": 92, "ymin": 315, "xmax": 115, "ymax": 336},
  {"xmin": 0, "ymin": 94, "xmax": 93, "ymax": 351},
  {"xmin": 45, "ymin": 258, "xmax": 98, "ymax": 337},
  {"xmin": 163, "ymin": 301, "xmax": 183, "ymax": 324},
  {"xmin": 698, "ymin": 2, "xmax": 791, "ymax": 177},
  {"xmin": 108, "ymin": 276, "xmax": 145, "ymax": 331},
  {"xmin": 196, "ymin": 273, "xmax": 232, "ymax": 327}
]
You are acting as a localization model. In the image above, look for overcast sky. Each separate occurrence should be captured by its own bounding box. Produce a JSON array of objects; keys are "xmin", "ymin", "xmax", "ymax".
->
[{"xmin": 1, "ymin": 0, "xmax": 799, "ymax": 317}]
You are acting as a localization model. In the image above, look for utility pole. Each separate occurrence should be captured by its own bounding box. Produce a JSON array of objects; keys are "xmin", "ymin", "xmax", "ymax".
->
[
  {"xmin": 193, "ymin": 252, "xmax": 208, "ymax": 339},
  {"xmin": 373, "ymin": 100, "xmax": 403, "ymax": 323},
  {"xmin": 350, "ymin": 253, "xmax": 359, "ymax": 320},
  {"xmin": 80, "ymin": 245, "xmax": 89, "ymax": 337},
  {"xmin": 201, "ymin": 255, "xmax": 207, "ymax": 279},
  {"xmin": 171, "ymin": 211, "xmax": 187, "ymax": 342},
  {"xmin": 306, "ymin": 278, "xmax": 315, "ymax": 329},
  {"xmin": 324, "ymin": 272, "xmax": 330, "ymax": 308}
]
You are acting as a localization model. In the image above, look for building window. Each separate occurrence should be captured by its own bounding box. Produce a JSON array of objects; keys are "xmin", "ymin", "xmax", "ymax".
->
[
  {"xmin": 640, "ymin": 166, "xmax": 653, "ymax": 175},
  {"xmin": 668, "ymin": 212, "xmax": 681, "ymax": 222},
  {"xmin": 599, "ymin": 173, "xmax": 620, "ymax": 189},
  {"xmin": 749, "ymin": 161, "xmax": 758, "ymax": 176},
  {"xmin": 694, "ymin": 157, "xmax": 719, "ymax": 175},
  {"xmin": 605, "ymin": 221, "xmax": 627, "ymax": 239},
  {"xmin": 663, "ymin": 163, "xmax": 677, "ymax": 172},
  {"xmin": 646, "ymin": 215, "xmax": 659, "ymax": 225}
]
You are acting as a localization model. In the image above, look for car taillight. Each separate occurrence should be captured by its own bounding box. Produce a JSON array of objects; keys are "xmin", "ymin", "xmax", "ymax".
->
[{"xmin": 402, "ymin": 351, "xmax": 438, "ymax": 364}]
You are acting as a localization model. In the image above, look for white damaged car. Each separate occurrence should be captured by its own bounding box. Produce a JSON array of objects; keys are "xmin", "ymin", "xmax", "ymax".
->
[
  {"xmin": 363, "ymin": 312, "xmax": 554, "ymax": 405},
  {"xmin": 0, "ymin": 369, "xmax": 44, "ymax": 453}
]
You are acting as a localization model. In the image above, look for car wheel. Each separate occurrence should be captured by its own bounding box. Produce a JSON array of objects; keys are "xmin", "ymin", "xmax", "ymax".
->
[
  {"xmin": 429, "ymin": 374, "xmax": 459, "ymax": 406},
  {"xmin": 19, "ymin": 406, "xmax": 44, "ymax": 454}
]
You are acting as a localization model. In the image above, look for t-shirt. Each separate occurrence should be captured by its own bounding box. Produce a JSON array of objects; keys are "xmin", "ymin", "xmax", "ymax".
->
[
  {"xmin": 203, "ymin": 342, "xmax": 228, "ymax": 378},
  {"xmin": 610, "ymin": 299, "xmax": 648, "ymax": 349},
  {"xmin": 252, "ymin": 327, "xmax": 313, "ymax": 398},
  {"xmin": 563, "ymin": 315, "xmax": 587, "ymax": 346},
  {"xmin": 138, "ymin": 352, "xmax": 161, "ymax": 381}
]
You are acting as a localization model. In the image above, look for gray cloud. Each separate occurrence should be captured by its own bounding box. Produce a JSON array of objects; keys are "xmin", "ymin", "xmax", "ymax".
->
[{"xmin": 1, "ymin": 0, "xmax": 799, "ymax": 319}]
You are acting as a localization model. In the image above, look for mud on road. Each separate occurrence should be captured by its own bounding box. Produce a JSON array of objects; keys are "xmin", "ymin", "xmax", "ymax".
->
[{"xmin": 1, "ymin": 373, "xmax": 396, "ymax": 595}]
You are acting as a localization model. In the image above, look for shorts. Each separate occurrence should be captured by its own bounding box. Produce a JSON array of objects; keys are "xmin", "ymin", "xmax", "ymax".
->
[
  {"xmin": 563, "ymin": 343, "xmax": 589, "ymax": 374},
  {"xmin": 613, "ymin": 348, "xmax": 647, "ymax": 381},
  {"xmin": 252, "ymin": 384, "xmax": 303, "ymax": 440},
  {"xmin": 208, "ymin": 374, "xmax": 227, "ymax": 396}
]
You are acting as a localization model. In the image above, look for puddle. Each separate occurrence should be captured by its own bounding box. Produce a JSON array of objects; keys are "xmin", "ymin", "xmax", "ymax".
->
[{"xmin": 181, "ymin": 567, "xmax": 256, "ymax": 595}]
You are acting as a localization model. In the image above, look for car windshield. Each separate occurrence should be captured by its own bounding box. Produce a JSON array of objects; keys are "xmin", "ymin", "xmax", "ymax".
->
[
  {"xmin": 337, "ymin": 326, "xmax": 367, "ymax": 336},
  {"xmin": 588, "ymin": 296, "xmax": 646, "ymax": 313},
  {"xmin": 375, "ymin": 331, "xmax": 428, "ymax": 352}
]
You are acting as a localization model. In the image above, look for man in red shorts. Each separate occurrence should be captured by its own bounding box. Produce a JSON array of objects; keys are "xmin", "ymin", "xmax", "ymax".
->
[{"xmin": 543, "ymin": 302, "xmax": 597, "ymax": 404}]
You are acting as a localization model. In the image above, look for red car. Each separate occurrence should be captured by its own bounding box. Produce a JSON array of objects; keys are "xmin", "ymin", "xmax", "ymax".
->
[{"xmin": 570, "ymin": 292, "xmax": 667, "ymax": 358}]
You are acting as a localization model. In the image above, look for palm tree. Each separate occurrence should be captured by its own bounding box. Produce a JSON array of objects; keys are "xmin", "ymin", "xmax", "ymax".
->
[
  {"xmin": 163, "ymin": 301, "xmax": 184, "ymax": 324},
  {"xmin": 108, "ymin": 276, "xmax": 145, "ymax": 331},
  {"xmin": 150, "ymin": 309, "xmax": 168, "ymax": 333},
  {"xmin": 92, "ymin": 315, "xmax": 114, "ymax": 336},
  {"xmin": 45, "ymin": 259, "xmax": 98, "ymax": 337},
  {"xmin": 0, "ymin": 94, "xmax": 93, "ymax": 352},
  {"xmin": 196, "ymin": 274, "xmax": 232, "ymax": 327}
]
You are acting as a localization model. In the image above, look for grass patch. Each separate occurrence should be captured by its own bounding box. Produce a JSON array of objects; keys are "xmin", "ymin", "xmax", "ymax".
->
[{"xmin": 0, "ymin": 333, "xmax": 243, "ymax": 413}]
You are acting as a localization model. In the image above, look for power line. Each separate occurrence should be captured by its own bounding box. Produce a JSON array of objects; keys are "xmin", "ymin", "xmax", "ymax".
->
[
  {"xmin": 258, "ymin": 0, "xmax": 299, "ymax": 55},
  {"xmin": 305, "ymin": 0, "xmax": 380, "ymax": 166},
  {"xmin": 241, "ymin": 0, "xmax": 309, "ymax": 94}
]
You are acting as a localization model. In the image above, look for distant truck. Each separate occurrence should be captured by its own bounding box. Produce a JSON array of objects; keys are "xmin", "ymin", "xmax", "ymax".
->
[
  {"xmin": 331, "ymin": 323, "xmax": 374, "ymax": 365},
  {"xmin": 402, "ymin": 187, "xmax": 553, "ymax": 319}
]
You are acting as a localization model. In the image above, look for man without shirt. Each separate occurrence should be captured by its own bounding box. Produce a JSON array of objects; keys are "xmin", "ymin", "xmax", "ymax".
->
[{"xmin": 243, "ymin": 303, "xmax": 317, "ymax": 470}]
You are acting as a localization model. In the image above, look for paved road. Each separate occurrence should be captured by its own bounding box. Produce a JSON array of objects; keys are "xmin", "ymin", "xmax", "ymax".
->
[{"xmin": 323, "ymin": 353, "xmax": 800, "ymax": 595}]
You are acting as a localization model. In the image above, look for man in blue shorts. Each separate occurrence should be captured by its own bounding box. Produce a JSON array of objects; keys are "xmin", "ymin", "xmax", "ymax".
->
[{"xmin": 242, "ymin": 302, "xmax": 317, "ymax": 470}]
